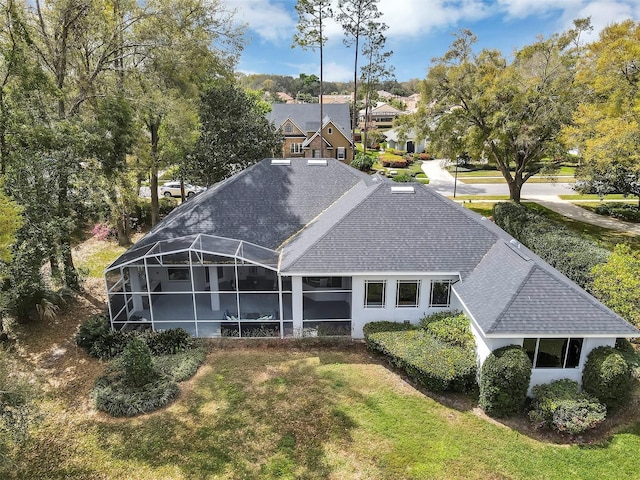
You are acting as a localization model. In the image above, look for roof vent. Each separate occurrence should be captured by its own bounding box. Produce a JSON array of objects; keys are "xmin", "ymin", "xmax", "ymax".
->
[
  {"xmin": 307, "ymin": 159, "xmax": 327, "ymax": 166},
  {"xmin": 391, "ymin": 186, "xmax": 415, "ymax": 194},
  {"xmin": 271, "ymin": 159, "xmax": 291, "ymax": 166}
]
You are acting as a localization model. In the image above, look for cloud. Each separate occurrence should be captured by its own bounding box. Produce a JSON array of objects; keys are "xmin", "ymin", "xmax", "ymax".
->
[
  {"xmin": 496, "ymin": 0, "xmax": 582, "ymax": 19},
  {"xmin": 563, "ymin": 1, "xmax": 637, "ymax": 42},
  {"xmin": 231, "ymin": 0, "xmax": 296, "ymax": 43}
]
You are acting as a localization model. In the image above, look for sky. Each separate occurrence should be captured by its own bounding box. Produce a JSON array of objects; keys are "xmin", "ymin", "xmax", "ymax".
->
[{"xmin": 228, "ymin": 0, "xmax": 640, "ymax": 82}]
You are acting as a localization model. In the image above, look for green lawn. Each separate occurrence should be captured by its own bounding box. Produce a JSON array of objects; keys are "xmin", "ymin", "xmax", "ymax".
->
[
  {"xmin": 560, "ymin": 194, "xmax": 639, "ymax": 202},
  {"xmin": 12, "ymin": 346, "xmax": 640, "ymax": 480},
  {"xmin": 77, "ymin": 241, "xmax": 130, "ymax": 278},
  {"xmin": 460, "ymin": 176, "xmax": 576, "ymax": 184},
  {"xmin": 523, "ymin": 202, "xmax": 640, "ymax": 251}
]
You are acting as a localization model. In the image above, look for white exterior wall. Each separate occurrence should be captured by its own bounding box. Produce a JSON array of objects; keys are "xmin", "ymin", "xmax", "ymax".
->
[
  {"xmin": 469, "ymin": 316, "xmax": 618, "ymax": 392},
  {"xmin": 351, "ymin": 275, "xmax": 459, "ymax": 338}
]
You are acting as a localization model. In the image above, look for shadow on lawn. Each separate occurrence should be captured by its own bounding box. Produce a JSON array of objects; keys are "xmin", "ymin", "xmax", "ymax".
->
[{"xmin": 88, "ymin": 348, "xmax": 364, "ymax": 479}]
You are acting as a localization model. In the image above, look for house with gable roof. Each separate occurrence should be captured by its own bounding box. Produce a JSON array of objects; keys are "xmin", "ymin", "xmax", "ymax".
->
[
  {"xmin": 105, "ymin": 158, "xmax": 638, "ymax": 389},
  {"xmin": 267, "ymin": 103, "xmax": 353, "ymax": 162}
]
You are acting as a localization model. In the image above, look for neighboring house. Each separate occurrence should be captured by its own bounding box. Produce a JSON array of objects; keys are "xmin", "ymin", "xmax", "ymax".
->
[
  {"xmin": 359, "ymin": 103, "xmax": 404, "ymax": 130},
  {"xmin": 105, "ymin": 159, "xmax": 638, "ymax": 390},
  {"xmin": 276, "ymin": 92, "xmax": 295, "ymax": 104},
  {"xmin": 267, "ymin": 103, "xmax": 353, "ymax": 162},
  {"xmin": 404, "ymin": 93, "xmax": 421, "ymax": 113},
  {"xmin": 321, "ymin": 94, "xmax": 353, "ymax": 104},
  {"xmin": 384, "ymin": 127, "xmax": 427, "ymax": 154}
]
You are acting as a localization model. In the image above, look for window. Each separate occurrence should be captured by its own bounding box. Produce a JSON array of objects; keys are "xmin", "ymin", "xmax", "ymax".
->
[
  {"xmin": 284, "ymin": 123, "xmax": 293, "ymax": 134},
  {"xmin": 365, "ymin": 281, "xmax": 386, "ymax": 308},
  {"xmin": 523, "ymin": 338, "xmax": 584, "ymax": 369},
  {"xmin": 328, "ymin": 127, "xmax": 333, "ymax": 134},
  {"xmin": 396, "ymin": 280, "xmax": 420, "ymax": 307},
  {"xmin": 290, "ymin": 143, "xmax": 302, "ymax": 154},
  {"xmin": 168, "ymin": 268, "xmax": 190, "ymax": 281},
  {"xmin": 337, "ymin": 147, "xmax": 346, "ymax": 160},
  {"xmin": 430, "ymin": 281, "xmax": 451, "ymax": 307},
  {"xmin": 312, "ymin": 149, "xmax": 321, "ymax": 158}
]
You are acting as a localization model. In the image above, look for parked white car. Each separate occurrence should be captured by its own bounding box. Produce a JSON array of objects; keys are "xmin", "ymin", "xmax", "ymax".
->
[{"xmin": 159, "ymin": 181, "xmax": 205, "ymax": 198}]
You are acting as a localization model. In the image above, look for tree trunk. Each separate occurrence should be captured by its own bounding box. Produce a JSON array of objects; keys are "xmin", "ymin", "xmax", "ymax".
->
[
  {"xmin": 58, "ymin": 166, "xmax": 79, "ymax": 289},
  {"xmin": 352, "ymin": 34, "xmax": 359, "ymax": 157},
  {"xmin": 507, "ymin": 178, "xmax": 522, "ymax": 204},
  {"xmin": 319, "ymin": 9, "xmax": 324, "ymax": 159},
  {"xmin": 149, "ymin": 121, "xmax": 160, "ymax": 226}
]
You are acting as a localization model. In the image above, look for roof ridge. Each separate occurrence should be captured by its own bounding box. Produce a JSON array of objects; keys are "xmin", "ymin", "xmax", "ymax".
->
[
  {"xmin": 281, "ymin": 181, "xmax": 381, "ymax": 268},
  {"xmin": 486, "ymin": 243, "xmax": 536, "ymax": 334}
]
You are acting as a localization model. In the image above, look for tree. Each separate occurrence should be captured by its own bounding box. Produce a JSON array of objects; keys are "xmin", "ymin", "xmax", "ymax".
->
[
  {"xmin": 564, "ymin": 20, "xmax": 640, "ymax": 208},
  {"xmin": 591, "ymin": 244, "xmax": 640, "ymax": 328},
  {"xmin": 337, "ymin": 0, "xmax": 383, "ymax": 152},
  {"xmin": 185, "ymin": 82, "xmax": 283, "ymax": 185},
  {"xmin": 416, "ymin": 25, "xmax": 585, "ymax": 202},
  {"xmin": 293, "ymin": 0, "xmax": 332, "ymax": 157},
  {"xmin": 359, "ymin": 23, "xmax": 393, "ymax": 154}
]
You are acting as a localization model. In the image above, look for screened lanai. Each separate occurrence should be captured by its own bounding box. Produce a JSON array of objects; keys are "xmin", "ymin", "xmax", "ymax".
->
[{"xmin": 105, "ymin": 234, "xmax": 293, "ymax": 338}]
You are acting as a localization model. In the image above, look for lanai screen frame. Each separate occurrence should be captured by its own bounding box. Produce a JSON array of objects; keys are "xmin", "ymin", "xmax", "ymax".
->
[{"xmin": 104, "ymin": 234, "xmax": 286, "ymax": 338}]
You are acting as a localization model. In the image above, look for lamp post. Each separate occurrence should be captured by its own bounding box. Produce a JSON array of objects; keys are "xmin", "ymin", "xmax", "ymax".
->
[{"xmin": 453, "ymin": 157, "xmax": 459, "ymax": 198}]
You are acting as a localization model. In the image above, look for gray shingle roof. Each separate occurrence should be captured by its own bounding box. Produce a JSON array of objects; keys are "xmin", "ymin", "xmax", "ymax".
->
[
  {"xmin": 267, "ymin": 103, "xmax": 352, "ymax": 138},
  {"xmin": 134, "ymin": 159, "xmax": 369, "ymax": 251},
  {"xmin": 281, "ymin": 182, "xmax": 498, "ymax": 275},
  {"xmin": 454, "ymin": 240, "xmax": 638, "ymax": 336}
]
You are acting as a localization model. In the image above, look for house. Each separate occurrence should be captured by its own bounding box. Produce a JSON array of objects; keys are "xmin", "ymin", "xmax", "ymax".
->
[
  {"xmin": 267, "ymin": 103, "xmax": 353, "ymax": 162},
  {"xmin": 359, "ymin": 103, "xmax": 404, "ymax": 130},
  {"xmin": 384, "ymin": 127, "xmax": 427, "ymax": 154},
  {"xmin": 321, "ymin": 94, "xmax": 353, "ymax": 104},
  {"xmin": 276, "ymin": 92, "xmax": 295, "ymax": 104},
  {"xmin": 105, "ymin": 159, "xmax": 638, "ymax": 389}
]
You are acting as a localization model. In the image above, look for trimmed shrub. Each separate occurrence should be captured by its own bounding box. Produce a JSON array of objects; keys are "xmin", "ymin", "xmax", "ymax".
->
[
  {"xmin": 93, "ymin": 374, "xmax": 179, "ymax": 417},
  {"xmin": 419, "ymin": 310, "xmax": 463, "ymax": 327},
  {"xmin": 122, "ymin": 337, "xmax": 156, "ymax": 387},
  {"xmin": 528, "ymin": 379, "xmax": 606, "ymax": 434},
  {"xmin": 362, "ymin": 321, "xmax": 417, "ymax": 339},
  {"xmin": 392, "ymin": 173, "xmax": 413, "ymax": 183},
  {"xmin": 582, "ymin": 346, "xmax": 632, "ymax": 410},
  {"xmin": 145, "ymin": 328, "xmax": 192, "ymax": 355},
  {"xmin": 492, "ymin": 202, "xmax": 609, "ymax": 290},
  {"xmin": 594, "ymin": 203, "xmax": 640, "ymax": 222},
  {"xmin": 479, "ymin": 345, "xmax": 532, "ymax": 417},
  {"xmin": 153, "ymin": 347, "xmax": 208, "ymax": 382},
  {"xmin": 367, "ymin": 330, "xmax": 477, "ymax": 393},
  {"xmin": 422, "ymin": 313, "xmax": 475, "ymax": 349}
]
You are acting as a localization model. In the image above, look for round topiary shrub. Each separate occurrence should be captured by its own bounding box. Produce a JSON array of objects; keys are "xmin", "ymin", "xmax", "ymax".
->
[
  {"xmin": 479, "ymin": 345, "xmax": 532, "ymax": 417},
  {"xmin": 582, "ymin": 346, "xmax": 632, "ymax": 410}
]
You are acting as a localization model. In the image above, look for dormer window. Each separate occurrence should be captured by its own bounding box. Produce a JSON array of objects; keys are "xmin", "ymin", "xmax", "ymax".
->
[
  {"xmin": 284, "ymin": 123, "xmax": 293, "ymax": 134},
  {"xmin": 327, "ymin": 127, "xmax": 333, "ymax": 134}
]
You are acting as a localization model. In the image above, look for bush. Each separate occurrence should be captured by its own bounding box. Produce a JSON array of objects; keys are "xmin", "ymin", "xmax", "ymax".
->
[
  {"xmin": 392, "ymin": 173, "xmax": 413, "ymax": 183},
  {"xmin": 75, "ymin": 314, "xmax": 111, "ymax": 351},
  {"xmin": 93, "ymin": 374, "xmax": 179, "ymax": 417},
  {"xmin": 479, "ymin": 345, "xmax": 532, "ymax": 417},
  {"xmin": 492, "ymin": 202, "xmax": 609, "ymax": 290},
  {"xmin": 362, "ymin": 321, "xmax": 417, "ymax": 339},
  {"xmin": 367, "ymin": 330, "xmax": 477, "ymax": 393},
  {"xmin": 582, "ymin": 346, "xmax": 632, "ymax": 410},
  {"xmin": 145, "ymin": 328, "xmax": 192, "ymax": 355},
  {"xmin": 133, "ymin": 197, "xmax": 177, "ymax": 229},
  {"xmin": 122, "ymin": 337, "xmax": 156, "ymax": 387},
  {"xmin": 528, "ymin": 379, "xmax": 606, "ymax": 434},
  {"xmin": 89, "ymin": 330, "xmax": 132, "ymax": 360},
  {"xmin": 421, "ymin": 312, "xmax": 474, "ymax": 349},
  {"xmin": 594, "ymin": 203, "xmax": 640, "ymax": 222},
  {"xmin": 153, "ymin": 347, "xmax": 207, "ymax": 382},
  {"xmin": 350, "ymin": 152, "xmax": 375, "ymax": 171}
]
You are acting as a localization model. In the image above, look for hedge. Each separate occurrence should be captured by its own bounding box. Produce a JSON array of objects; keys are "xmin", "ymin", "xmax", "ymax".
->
[
  {"xmin": 528, "ymin": 379, "xmax": 606, "ymax": 434},
  {"xmin": 582, "ymin": 346, "xmax": 632, "ymax": 410},
  {"xmin": 367, "ymin": 330, "xmax": 477, "ymax": 393},
  {"xmin": 479, "ymin": 345, "xmax": 532, "ymax": 417},
  {"xmin": 362, "ymin": 321, "xmax": 417, "ymax": 339},
  {"xmin": 492, "ymin": 202, "xmax": 609, "ymax": 290},
  {"xmin": 421, "ymin": 312, "xmax": 475, "ymax": 349},
  {"xmin": 594, "ymin": 203, "xmax": 640, "ymax": 222}
]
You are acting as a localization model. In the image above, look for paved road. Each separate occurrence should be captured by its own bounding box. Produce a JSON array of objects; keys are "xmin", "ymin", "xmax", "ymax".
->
[{"xmin": 422, "ymin": 160, "xmax": 640, "ymax": 234}]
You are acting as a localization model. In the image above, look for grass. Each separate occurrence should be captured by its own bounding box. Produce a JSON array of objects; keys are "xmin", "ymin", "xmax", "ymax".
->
[
  {"xmin": 460, "ymin": 177, "xmax": 576, "ymax": 184},
  {"xmin": 77, "ymin": 241, "xmax": 130, "ymax": 278},
  {"xmin": 560, "ymin": 194, "xmax": 639, "ymax": 202},
  {"xmin": 523, "ymin": 202, "xmax": 640, "ymax": 251},
  {"xmin": 10, "ymin": 345, "xmax": 640, "ymax": 480}
]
